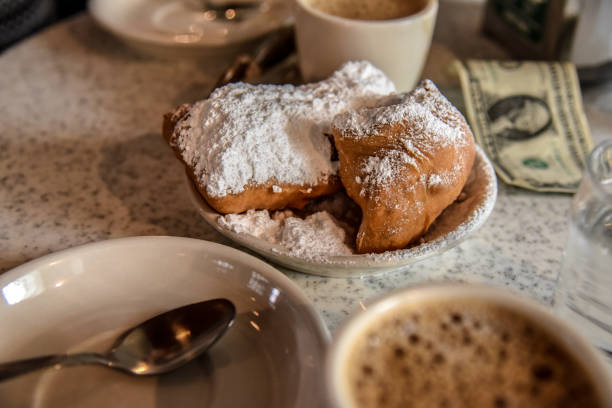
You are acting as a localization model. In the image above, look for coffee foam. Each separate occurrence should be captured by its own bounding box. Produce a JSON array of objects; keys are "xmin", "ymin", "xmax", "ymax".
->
[
  {"xmin": 345, "ymin": 299, "xmax": 600, "ymax": 408},
  {"xmin": 305, "ymin": 0, "xmax": 428, "ymax": 21}
]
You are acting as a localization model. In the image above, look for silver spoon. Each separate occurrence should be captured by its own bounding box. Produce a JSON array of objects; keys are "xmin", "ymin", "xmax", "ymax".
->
[{"xmin": 0, "ymin": 298, "xmax": 235, "ymax": 381}]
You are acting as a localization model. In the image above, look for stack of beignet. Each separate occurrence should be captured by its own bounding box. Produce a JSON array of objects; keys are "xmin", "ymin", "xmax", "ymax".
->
[{"xmin": 164, "ymin": 62, "xmax": 475, "ymax": 254}]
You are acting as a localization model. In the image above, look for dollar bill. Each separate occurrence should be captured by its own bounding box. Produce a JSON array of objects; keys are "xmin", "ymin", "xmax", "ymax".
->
[{"xmin": 454, "ymin": 60, "xmax": 593, "ymax": 193}]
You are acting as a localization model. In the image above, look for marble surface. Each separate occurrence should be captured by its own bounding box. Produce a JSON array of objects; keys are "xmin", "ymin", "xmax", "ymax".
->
[{"xmin": 1, "ymin": 2, "xmax": 611, "ymax": 334}]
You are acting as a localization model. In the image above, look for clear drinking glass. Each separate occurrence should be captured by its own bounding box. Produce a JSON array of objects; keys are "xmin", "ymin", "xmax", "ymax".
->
[{"xmin": 555, "ymin": 139, "xmax": 612, "ymax": 357}]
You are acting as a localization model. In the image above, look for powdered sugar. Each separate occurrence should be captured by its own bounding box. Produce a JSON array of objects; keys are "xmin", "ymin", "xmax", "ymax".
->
[
  {"xmin": 333, "ymin": 79, "xmax": 466, "ymax": 144},
  {"xmin": 218, "ymin": 209, "xmax": 353, "ymax": 260},
  {"xmin": 174, "ymin": 61, "xmax": 395, "ymax": 198},
  {"xmin": 280, "ymin": 213, "xmax": 354, "ymax": 257},
  {"xmin": 358, "ymin": 150, "xmax": 418, "ymax": 197},
  {"xmin": 218, "ymin": 209, "xmax": 286, "ymax": 241}
]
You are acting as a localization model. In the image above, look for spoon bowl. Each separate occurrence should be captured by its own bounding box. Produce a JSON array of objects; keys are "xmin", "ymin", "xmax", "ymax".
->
[{"xmin": 0, "ymin": 298, "xmax": 236, "ymax": 381}]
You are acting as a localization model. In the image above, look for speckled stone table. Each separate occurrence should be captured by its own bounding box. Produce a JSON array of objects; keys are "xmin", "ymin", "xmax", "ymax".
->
[{"xmin": 1, "ymin": 3, "xmax": 611, "ymax": 333}]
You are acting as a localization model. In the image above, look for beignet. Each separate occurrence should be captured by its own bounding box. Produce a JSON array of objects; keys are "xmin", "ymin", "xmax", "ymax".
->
[
  {"xmin": 332, "ymin": 79, "xmax": 475, "ymax": 253},
  {"xmin": 163, "ymin": 61, "xmax": 395, "ymax": 214}
]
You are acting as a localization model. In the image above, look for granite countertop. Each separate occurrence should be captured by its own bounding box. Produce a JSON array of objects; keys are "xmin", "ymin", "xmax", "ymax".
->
[{"xmin": 1, "ymin": 2, "xmax": 611, "ymax": 333}]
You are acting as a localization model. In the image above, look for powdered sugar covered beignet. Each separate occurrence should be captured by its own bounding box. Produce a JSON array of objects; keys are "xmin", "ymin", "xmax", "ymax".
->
[
  {"xmin": 332, "ymin": 79, "xmax": 475, "ymax": 253},
  {"xmin": 164, "ymin": 61, "xmax": 395, "ymax": 214}
]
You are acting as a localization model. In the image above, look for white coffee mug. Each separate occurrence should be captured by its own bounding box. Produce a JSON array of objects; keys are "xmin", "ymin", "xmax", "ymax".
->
[
  {"xmin": 294, "ymin": 0, "xmax": 438, "ymax": 92},
  {"xmin": 327, "ymin": 283, "xmax": 612, "ymax": 407}
]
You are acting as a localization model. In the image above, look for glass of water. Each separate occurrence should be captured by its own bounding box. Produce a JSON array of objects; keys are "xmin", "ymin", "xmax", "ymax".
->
[{"xmin": 555, "ymin": 139, "xmax": 612, "ymax": 356}]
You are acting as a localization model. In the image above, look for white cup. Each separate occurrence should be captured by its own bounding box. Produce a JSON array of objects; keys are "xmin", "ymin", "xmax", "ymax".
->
[
  {"xmin": 327, "ymin": 283, "xmax": 612, "ymax": 407},
  {"xmin": 293, "ymin": 0, "xmax": 438, "ymax": 92}
]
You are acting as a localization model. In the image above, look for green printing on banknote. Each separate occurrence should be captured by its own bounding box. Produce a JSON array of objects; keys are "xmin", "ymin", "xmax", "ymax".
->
[{"xmin": 454, "ymin": 59, "xmax": 593, "ymax": 193}]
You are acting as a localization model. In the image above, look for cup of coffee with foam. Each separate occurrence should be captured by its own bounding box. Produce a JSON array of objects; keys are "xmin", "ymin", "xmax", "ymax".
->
[
  {"xmin": 327, "ymin": 283, "xmax": 612, "ymax": 407},
  {"xmin": 293, "ymin": 0, "xmax": 438, "ymax": 92}
]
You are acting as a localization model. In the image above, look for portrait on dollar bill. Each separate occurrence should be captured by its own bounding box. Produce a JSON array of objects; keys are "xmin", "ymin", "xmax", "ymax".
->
[{"xmin": 488, "ymin": 95, "xmax": 552, "ymax": 141}]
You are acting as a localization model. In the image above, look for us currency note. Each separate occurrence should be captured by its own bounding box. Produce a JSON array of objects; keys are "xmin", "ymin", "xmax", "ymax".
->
[{"xmin": 454, "ymin": 60, "xmax": 593, "ymax": 193}]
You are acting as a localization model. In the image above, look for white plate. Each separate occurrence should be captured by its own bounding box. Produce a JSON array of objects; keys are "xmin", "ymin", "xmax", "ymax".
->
[
  {"xmin": 0, "ymin": 236, "xmax": 328, "ymax": 408},
  {"xmin": 88, "ymin": 0, "xmax": 292, "ymax": 58},
  {"xmin": 188, "ymin": 145, "xmax": 498, "ymax": 277}
]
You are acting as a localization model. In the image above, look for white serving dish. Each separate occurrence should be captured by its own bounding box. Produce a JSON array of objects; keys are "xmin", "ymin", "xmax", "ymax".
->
[
  {"xmin": 0, "ymin": 236, "xmax": 328, "ymax": 407},
  {"xmin": 189, "ymin": 145, "xmax": 498, "ymax": 277}
]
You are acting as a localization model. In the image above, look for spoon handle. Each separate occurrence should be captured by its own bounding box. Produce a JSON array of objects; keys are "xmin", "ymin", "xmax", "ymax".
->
[{"xmin": 0, "ymin": 352, "xmax": 109, "ymax": 382}]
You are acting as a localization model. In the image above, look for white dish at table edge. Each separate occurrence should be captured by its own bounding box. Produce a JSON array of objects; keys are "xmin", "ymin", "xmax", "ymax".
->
[
  {"xmin": 188, "ymin": 145, "xmax": 498, "ymax": 277},
  {"xmin": 0, "ymin": 236, "xmax": 328, "ymax": 408},
  {"xmin": 88, "ymin": 0, "xmax": 292, "ymax": 58}
]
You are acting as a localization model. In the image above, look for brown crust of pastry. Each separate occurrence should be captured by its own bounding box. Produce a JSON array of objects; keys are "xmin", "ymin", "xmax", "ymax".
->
[
  {"xmin": 162, "ymin": 104, "xmax": 341, "ymax": 214},
  {"xmin": 333, "ymin": 115, "xmax": 475, "ymax": 254}
]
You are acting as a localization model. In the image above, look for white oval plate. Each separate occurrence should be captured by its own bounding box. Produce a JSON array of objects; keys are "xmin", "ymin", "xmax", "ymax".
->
[
  {"xmin": 88, "ymin": 0, "xmax": 291, "ymax": 58},
  {"xmin": 188, "ymin": 145, "xmax": 498, "ymax": 277},
  {"xmin": 0, "ymin": 236, "xmax": 328, "ymax": 408}
]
